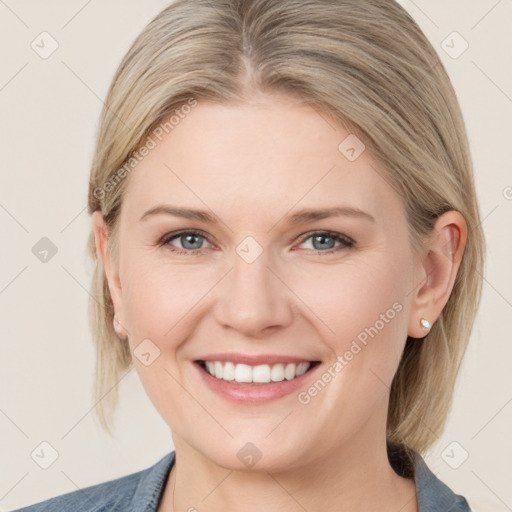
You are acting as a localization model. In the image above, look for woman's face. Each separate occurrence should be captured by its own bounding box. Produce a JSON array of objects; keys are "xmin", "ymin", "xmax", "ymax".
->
[{"xmin": 100, "ymin": 94, "xmax": 423, "ymax": 471}]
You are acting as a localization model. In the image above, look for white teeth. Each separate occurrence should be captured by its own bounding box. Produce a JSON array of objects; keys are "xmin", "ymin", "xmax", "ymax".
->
[
  {"xmin": 271, "ymin": 363, "xmax": 285, "ymax": 382},
  {"xmin": 284, "ymin": 363, "xmax": 296, "ymax": 380},
  {"xmin": 253, "ymin": 364, "xmax": 271, "ymax": 383},
  {"xmin": 296, "ymin": 362, "xmax": 309, "ymax": 377},
  {"xmin": 234, "ymin": 363, "xmax": 252, "ymax": 383},
  {"xmin": 214, "ymin": 361, "xmax": 223, "ymax": 379},
  {"xmin": 223, "ymin": 361, "xmax": 236, "ymax": 380},
  {"xmin": 202, "ymin": 361, "xmax": 312, "ymax": 383}
]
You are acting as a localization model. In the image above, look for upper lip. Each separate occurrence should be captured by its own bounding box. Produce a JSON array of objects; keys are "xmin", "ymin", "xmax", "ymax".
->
[{"xmin": 195, "ymin": 353, "xmax": 320, "ymax": 366}]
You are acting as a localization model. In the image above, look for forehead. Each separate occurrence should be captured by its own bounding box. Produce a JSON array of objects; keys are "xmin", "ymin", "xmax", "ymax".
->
[{"xmin": 122, "ymin": 97, "xmax": 404, "ymax": 227}]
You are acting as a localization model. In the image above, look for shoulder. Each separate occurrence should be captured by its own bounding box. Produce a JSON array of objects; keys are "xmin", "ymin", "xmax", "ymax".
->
[
  {"xmin": 11, "ymin": 451, "xmax": 175, "ymax": 512},
  {"xmin": 413, "ymin": 452, "xmax": 472, "ymax": 512}
]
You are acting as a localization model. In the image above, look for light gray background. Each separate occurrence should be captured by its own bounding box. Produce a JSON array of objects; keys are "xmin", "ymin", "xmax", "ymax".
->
[{"xmin": 1, "ymin": 1, "xmax": 511, "ymax": 510}]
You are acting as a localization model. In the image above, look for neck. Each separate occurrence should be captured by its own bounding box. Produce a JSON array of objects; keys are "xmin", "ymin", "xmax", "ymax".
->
[{"xmin": 162, "ymin": 433, "xmax": 417, "ymax": 512}]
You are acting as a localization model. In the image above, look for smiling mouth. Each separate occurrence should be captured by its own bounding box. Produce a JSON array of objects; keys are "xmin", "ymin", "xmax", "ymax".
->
[{"xmin": 196, "ymin": 360, "xmax": 321, "ymax": 385}]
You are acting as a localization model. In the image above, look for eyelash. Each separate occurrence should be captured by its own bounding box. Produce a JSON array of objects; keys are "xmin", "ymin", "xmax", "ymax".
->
[{"xmin": 158, "ymin": 229, "xmax": 354, "ymax": 256}]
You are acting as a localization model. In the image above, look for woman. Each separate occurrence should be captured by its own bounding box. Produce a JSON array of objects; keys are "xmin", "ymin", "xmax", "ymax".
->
[{"xmin": 14, "ymin": 0, "xmax": 484, "ymax": 510}]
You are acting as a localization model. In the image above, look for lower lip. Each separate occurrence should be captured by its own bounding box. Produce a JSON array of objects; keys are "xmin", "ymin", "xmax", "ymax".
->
[{"xmin": 193, "ymin": 361, "xmax": 321, "ymax": 404}]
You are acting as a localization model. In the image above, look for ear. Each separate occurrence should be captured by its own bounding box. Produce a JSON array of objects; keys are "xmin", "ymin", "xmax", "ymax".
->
[
  {"xmin": 407, "ymin": 210, "xmax": 467, "ymax": 338},
  {"xmin": 91, "ymin": 211, "xmax": 127, "ymax": 338}
]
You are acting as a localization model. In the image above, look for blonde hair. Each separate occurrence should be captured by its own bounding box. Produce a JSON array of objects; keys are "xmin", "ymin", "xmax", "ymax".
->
[{"xmin": 86, "ymin": 0, "xmax": 485, "ymax": 464}]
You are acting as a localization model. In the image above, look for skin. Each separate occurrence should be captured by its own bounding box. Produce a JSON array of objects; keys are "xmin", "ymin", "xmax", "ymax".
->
[{"xmin": 92, "ymin": 92, "xmax": 467, "ymax": 512}]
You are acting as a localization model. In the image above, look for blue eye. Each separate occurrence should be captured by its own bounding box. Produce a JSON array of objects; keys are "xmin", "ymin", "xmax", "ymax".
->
[
  {"xmin": 159, "ymin": 230, "xmax": 211, "ymax": 255},
  {"xmin": 159, "ymin": 230, "xmax": 354, "ymax": 255},
  {"xmin": 297, "ymin": 231, "xmax": 354, "ymax": 253}
]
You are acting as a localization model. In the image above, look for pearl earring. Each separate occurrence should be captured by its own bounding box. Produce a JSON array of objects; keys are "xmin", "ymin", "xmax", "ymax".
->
[
  {"xmin": 420, "ymin": 318, "xmax": 431, "ymax": 330},
  {"xmin": 113, "ymin": 314, "xmax": 128, "ymax": 341}
]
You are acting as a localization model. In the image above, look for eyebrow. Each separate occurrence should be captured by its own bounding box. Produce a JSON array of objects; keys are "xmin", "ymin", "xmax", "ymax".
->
[{"xmin": 139, "ymin": 205, "xmax": 376, "ymax": 224}]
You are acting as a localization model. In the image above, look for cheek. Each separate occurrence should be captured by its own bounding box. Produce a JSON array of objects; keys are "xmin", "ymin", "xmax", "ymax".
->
[
  {"xmin": 291, "ymin": 257, "xmax": 410, "ymax": 438},
  {"xmin": 120, "ymin": 257, "xmax": 224, "ymax": 400},
  {"xmin": 119, "ymin": 259, "xmax": 205, "ymax": 411},
  {"xmin": 122, "ymin": 256, "xmax": 210, "ymax": 338},
  {"xmin": 292, "ymin": 253, "xmax": 410, "ymax": 376}
]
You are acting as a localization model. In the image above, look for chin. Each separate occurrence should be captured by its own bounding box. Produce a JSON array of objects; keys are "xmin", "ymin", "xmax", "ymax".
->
[{"xmin": 193, "ymin": 434, "xmax": 308, "ymax": 473}]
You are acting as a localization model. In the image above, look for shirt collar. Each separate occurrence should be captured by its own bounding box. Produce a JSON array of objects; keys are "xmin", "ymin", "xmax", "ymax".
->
[
  {"xmin": 413, "ymin": 451, "xmax": 470, "ymax": 511},
  {"xmin": 131, "ymin": 451, "xmax": 176, "ymax": 511}
]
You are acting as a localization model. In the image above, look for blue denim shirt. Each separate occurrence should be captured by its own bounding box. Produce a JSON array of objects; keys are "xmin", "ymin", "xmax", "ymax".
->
[{"xmin": 12, "ymin": 450, "xmax": 471, "ymax": 511}]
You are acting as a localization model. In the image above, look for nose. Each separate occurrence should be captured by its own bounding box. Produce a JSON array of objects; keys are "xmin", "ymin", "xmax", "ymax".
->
[{"xmin": 213, "ymin": 246, "xmax": 295, "ymax": 338}]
